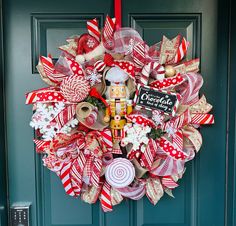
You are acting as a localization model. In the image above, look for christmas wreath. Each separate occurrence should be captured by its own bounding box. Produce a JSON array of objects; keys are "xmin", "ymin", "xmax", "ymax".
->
[{"xmin": 26, "ymin": 16, "xmax": 214, "ymax": 212}]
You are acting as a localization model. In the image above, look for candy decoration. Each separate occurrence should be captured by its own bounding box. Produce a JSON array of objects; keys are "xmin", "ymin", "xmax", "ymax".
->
[
  {"xmin": 164, "ymin": 65, "xmax": 176, "ymax": 77},
  {"xmin": 115, "ymin": 183, "xmax": 146, "ymax": 200},
  {"xmin": 60, "ymin": 75, "xmax": 90, "ymax": 103},
  {"xmin": 105, "ymin": 158, "xmax": 135, "ymax": 188}
]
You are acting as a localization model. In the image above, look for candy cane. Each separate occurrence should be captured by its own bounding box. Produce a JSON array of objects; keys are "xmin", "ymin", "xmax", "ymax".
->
[{"xmin": 139, "ymin": 61, "xmax": 165, "ymax": 85}]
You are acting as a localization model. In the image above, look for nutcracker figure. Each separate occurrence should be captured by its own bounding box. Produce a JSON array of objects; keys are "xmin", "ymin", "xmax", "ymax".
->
[{"xmin": 103, "ymin": 66, "xmax": 133, "ymax": 145}]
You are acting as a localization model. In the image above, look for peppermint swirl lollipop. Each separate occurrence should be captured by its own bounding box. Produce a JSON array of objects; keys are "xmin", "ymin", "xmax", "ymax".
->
[
  {"xmin": 60, "ymin": 75, "xmax": 90, "ymax": 103},
  {"xmin": 105, "ymin": 158, "xmax": 135, "ymax": 188}
]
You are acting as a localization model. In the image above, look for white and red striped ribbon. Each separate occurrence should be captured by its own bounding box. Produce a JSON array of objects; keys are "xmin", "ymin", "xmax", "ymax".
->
[
  {"xmin": 140, "ymin": 139, "xmax": 157, "ymax": 170},
  {"xmin": 174, "ymin": 38, "xmax": 189, "ymax": 63},
  {"xmin": 39, "ymin": 56, "xmax": 67, "ymax": 83},
  {"xmin": 87, "ymin": 18, "xmax": 101, "ymax": 41},
  {"xmin": 179, "ymin": 73, "xmax": 203, "ymax": 105},
  {"xmin": 33, "ymin": 139, "xmax": 50, "ymax": 153},
  {"xmin": 103, "ymin": 15, "xmax": 116, "ymax": 40},
  {"xmin": 100, "ymin": 181, "xmax": 113, "ymax": 212},
  {"xmin": 70, "ymin": 152, "xmax": 86, "ymax": 196},
  {"xmin": 99, "ymin": 128, "xmax": 113, "ymax": 152},
  {"xmin": 161, "ymin": 176, "xmax": 179, "ymax": 189},
  {"xmin": 91, "ymin": 158, "xmax": 102, "ymax": 187},
  {"xmin": 40, "ymin": 56, "xmax": 54, "ymax": 77},
  {"xmin": 163, "ymin": 109, "xmax": 191, "ymax": 132},
  {"xmin": 172, "ymin": 130, "xmax": 184, "ymax": 151},
  {"xmin": 60, "ymin": 162, "xmax": 76, "ymax": 197},
  {"xmin": 51, "ymin": 105, "xmax": 77, "ymax": 129},
  {"xmin": 191, "ymin": 113, "xmax": 214, "ymax": 124},
  {"xmin": 102, "ymin": 15, "xmax": 116, "ymax": 50},
  {"xmin": 132, "ymin": 42, "xmax": 147, "ymax": 71}
]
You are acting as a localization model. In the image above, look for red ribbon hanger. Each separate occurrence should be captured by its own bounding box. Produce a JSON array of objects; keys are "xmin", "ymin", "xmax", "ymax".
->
[{"xmin": 114, "ymin": 0, "xmax": 122, "ymax": 29}]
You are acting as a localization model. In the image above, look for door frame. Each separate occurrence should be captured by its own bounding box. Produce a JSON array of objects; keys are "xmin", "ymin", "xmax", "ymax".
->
[
  {"xmin": 226, "ymin": 0, "xmax": 236, "ymax": 225},
  {"xmin": 0, "ymin": 0, "xmax": 9, "ymax": 225},
  {"xmin": 0, "ymin": 0, "xmax": 235, "ymax": 225}
]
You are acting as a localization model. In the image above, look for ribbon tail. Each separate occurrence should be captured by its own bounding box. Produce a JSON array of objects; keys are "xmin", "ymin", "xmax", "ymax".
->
[
  {"xmin": 60, "ymin": 162, "xmax": 76, "ymax": 197},
  {"xmin": 100, "ymin": 181, "xmax": 113, "ymax": 212},
  {"xmin": 87, "ymin": 18, "xmax": 101, "ymax": 41}
]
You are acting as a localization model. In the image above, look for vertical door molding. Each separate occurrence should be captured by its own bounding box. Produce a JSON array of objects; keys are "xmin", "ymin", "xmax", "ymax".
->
[
  {"xmin": 0, "ymin": 0, "xmax": 8, "ymax": 225},
  {"xmin": 226, "ymin": 0, "xmax": 236, "ymax": 225}
]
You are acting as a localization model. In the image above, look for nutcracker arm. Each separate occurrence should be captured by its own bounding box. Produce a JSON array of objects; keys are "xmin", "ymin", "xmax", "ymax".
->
[
  {"xmin": 126, "ymin": 99, "xmax": 133, "ymax": 115},
  {"xmin": 103, "ymin": 102, "xmax": 111, "ymax": 123}
]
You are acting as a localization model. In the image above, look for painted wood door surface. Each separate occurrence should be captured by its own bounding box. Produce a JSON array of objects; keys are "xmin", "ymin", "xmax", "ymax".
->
[{"xmin": 3, "ymin": 0, "xmax": 230, "ymax": 225}]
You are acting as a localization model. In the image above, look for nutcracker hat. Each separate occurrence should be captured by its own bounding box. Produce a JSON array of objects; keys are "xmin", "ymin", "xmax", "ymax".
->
[{"xmin": 76, "ymin": 34, "xmax": 105, "ymax": 64}]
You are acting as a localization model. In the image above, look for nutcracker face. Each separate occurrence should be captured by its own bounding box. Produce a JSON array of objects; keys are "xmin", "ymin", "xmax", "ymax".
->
[{"xmin": 109, "ymin": 85, "xmax": 126, "ymax": 99}]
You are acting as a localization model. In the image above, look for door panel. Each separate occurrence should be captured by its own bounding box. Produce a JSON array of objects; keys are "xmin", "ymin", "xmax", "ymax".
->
[{"xmin": 3, "ymin": 0, "xmax": 229, "ymax": 226}]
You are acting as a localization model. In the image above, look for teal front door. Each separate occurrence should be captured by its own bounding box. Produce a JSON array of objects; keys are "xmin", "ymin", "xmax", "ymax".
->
[{"xmin": 3, "ymin": 0, "xmax": 230, "ymax": 225}]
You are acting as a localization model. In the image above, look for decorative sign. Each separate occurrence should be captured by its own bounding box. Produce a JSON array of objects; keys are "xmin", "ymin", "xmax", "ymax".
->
[{"xmin": 134, "ymin": 85, "xmax": 181, "ymax": 116}]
